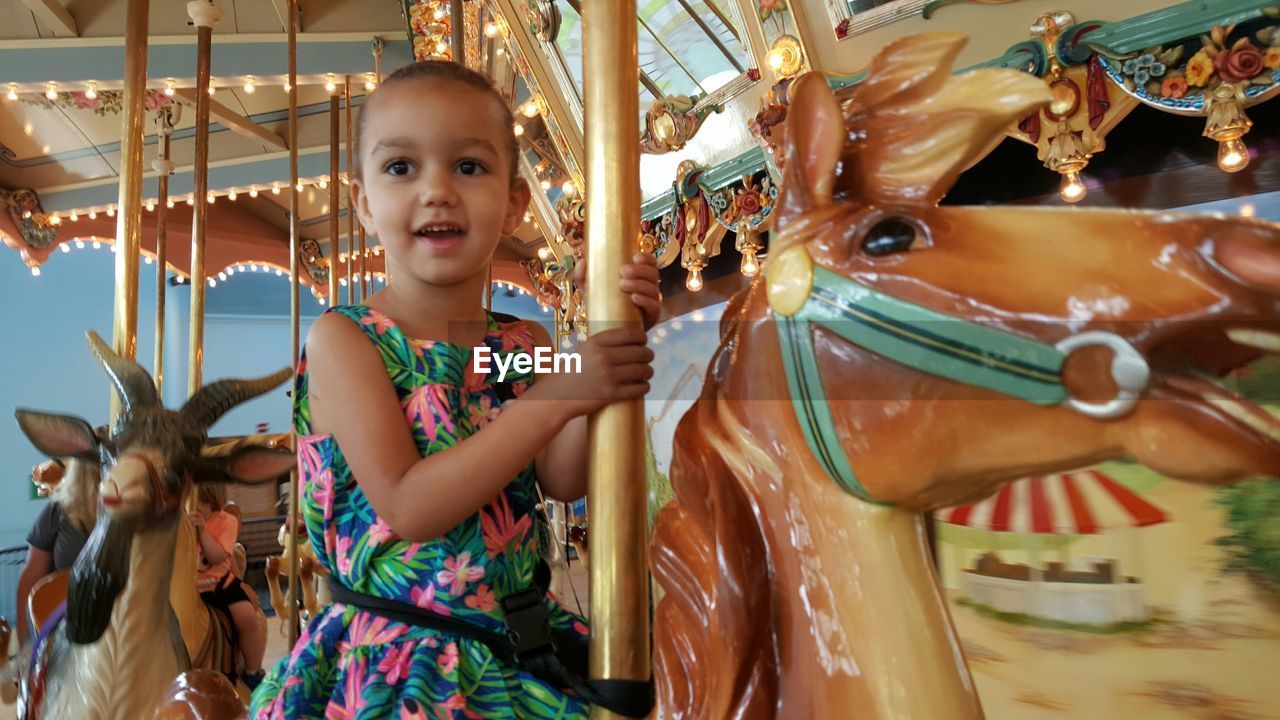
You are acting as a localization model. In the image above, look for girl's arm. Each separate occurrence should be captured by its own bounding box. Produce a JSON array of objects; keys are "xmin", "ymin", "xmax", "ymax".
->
[
  {"xmin": 530, "ymin": 321, "xmax": 589, "ymax": 502},
  {"xmin": 306, "ymin": 312, "xmax": 650, "ymax": 542}
]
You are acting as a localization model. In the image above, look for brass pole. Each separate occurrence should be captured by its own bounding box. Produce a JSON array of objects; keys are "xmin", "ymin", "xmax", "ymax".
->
[
  {"xmin": 187, "ymin": 2, "xmax": 220, "ymax": 398},
  {"xmin": 109, "ymin": 0, "xmax": 150, "ymax": 426},
  {"xmin": 451, "ymin": 0, "xmax": 465, "ymax": 64},
  {"xmin": 328, "ymin": 93, "xmax": 340, "ymax": 306},
  {"xmin": 152, "ymin": 121, "xmax": 172, "ymax": 395},
  {"xmin": 345, "ymin": 76, "xmax": 354, "ymax": 305},
  {"xmin": 286, "ymin": 0, "xmax": 302, "ymax": 647},
  {"xmin": 583, "ymin": 0, "xmax": 648, "ymax": 710},
  {"xmin": 359, "ymin": 225, "xmax": 368, "ymax": 298},
  {"xmin": 485, "ymin": 263, "xmax": 493, "ymax": 312}
]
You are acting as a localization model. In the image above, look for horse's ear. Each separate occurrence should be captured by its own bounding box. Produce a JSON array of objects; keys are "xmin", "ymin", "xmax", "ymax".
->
[
  {"xmin": 845, "ymin": 32, "xmax": 1051, "ymax": 206},
  {"xmin": 774, "ymin": 71, "xmax": 844, "ymax": 248},
  {"xmin": 195, "ymin": 446, "xmax": 295, "ymax": 485},
  {"xmin": 15, "ymin": 410, "xmax": 99, "ymax": 460}
]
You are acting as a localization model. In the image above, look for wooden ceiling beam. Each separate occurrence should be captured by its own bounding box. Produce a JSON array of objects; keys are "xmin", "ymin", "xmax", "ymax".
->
[
  {"xmin": 174, "ymin": 88, "xmax": 289, "ymax": 151},
  {"xmin": 21, "ymin": 0, "xmax": 78, "ymax": 37}
]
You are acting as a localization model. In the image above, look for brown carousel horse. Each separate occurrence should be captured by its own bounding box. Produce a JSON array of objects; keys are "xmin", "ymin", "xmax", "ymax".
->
[
  {"xmin": 651, "ymin": 32, "xmax": 1280, "ymax": 719},
  {"xmin": 13, "ymin": 332, "xmax": 295, "ymax": 720}
]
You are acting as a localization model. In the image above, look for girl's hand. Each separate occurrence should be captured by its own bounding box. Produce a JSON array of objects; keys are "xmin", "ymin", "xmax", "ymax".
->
[
  {"xmin": 620, "ymin": 253, "xmax": 662, "ymax": 331},
  {"xmin": 572, "ymin": 252, "xmax": 663, "ymax": 331},
  {"xmin": 531, "ymin": 327, "xmax": 653, "ymax": 419}
]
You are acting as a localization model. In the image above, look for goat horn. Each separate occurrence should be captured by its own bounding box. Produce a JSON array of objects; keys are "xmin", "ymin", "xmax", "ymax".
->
[
  {"xmin": 180, "ymin": 367, "xmax": 293, "ymax": 432},
  {"xmin": 86, "ymin": 330, "xmax": 158, "ymax": 417}
]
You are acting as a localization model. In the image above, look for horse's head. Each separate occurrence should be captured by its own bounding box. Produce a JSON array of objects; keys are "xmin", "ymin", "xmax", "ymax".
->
[
  {"xmin": 14, "ymin": 331, "xmax": 294, "ymax": 643},
  {"xmin": 766, "ymin": 32, "xmax": 1280, "ymax": 508}
]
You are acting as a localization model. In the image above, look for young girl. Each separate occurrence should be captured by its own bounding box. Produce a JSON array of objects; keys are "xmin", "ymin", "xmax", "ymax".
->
[
  {"xmin": 192, "ymin": 483, "xmax": 267, "ymax": 689},
  {"xmin": 250, "ymin": 61, "xmax": 660, "ymax": 719}
]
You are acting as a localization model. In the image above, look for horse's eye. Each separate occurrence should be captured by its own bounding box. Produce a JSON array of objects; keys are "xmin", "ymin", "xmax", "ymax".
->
[{"xmin": 862, "ymin": 218, "xmax": 917, "ymax": 257}]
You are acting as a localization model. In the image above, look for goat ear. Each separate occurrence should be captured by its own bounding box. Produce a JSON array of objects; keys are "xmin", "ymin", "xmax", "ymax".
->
[
  {"xmin": 15, "ymin": 410, "xmax": 99, "ymax": 459},
  {"xmin": 195, "ymin": 446, "xmax": 295, "ymax": 486}
]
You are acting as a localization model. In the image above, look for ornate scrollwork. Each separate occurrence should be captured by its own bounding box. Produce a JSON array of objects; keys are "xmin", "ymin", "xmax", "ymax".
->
[
  {"xmin": 640, "ymin": 95, "xmax": 724, "ymax": 154},
  {"xmin": 300, "ymin": 239, "xmax": 330, "ymax": 286},
  {"xmin": 2, "ymin": 189, "xmax": 58, "ymax": 251}
]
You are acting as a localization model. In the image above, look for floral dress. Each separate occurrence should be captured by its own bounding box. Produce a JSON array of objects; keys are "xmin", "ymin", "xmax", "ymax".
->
[{"xmin": 250, "ymin": 305, "xmax": 590, "ymax": 720}]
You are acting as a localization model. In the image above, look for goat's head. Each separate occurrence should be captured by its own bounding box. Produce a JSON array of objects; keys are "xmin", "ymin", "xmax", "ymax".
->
[{"xmin": 14, "ymin": 330, "xmax": 295, "ymax": 643}]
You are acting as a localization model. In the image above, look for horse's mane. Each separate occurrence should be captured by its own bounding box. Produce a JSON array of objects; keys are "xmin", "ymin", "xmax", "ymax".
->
[{"xmin": 651, "ymin": 282, "xmax": 781, "ymax": 718}]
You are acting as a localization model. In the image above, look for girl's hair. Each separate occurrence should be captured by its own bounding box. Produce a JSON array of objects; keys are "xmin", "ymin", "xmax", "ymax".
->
[
  {"xmin": 355, "ymin": 61, "xmax": 520, "ymax": 184},
  {"xmin": 196, "ymin": 483, "xmax": 226, "ymax": 511}
]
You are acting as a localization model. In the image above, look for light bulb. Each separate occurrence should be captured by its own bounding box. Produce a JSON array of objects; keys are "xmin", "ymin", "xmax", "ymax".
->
[
  {"xmin": 31, "ymin": 266, "xmax": 40, "ymax": 277},
  {"xmin": 740, "ymin": 250, "xmax": 760, "ymax": 277},
  {"xmin": 318, "ymin": 178, "xmax": 328, "ymax": 189},
  {"xmin": 106, "ymin": 206, "xmax": 115, "ymax": 217},
  {"xmin": 324, "ymin": 74, "xmax": 337, "ymax": 94},
  {"xmin": 364, "ymin": 73, "xmax": 377, "ymax": 92},
  {"xmin": 164, "ymin": 79, "xmax": 176, "ymax": 96},
  {"xmin": 283, "ymin": 81, "xmax": 292, "ymax": 93},
  {"xmin": 296, "ymin": 181, "xmax": 304, "ymax": 192},
  {"xmin": 1218, "ymin": 137, "xmax": 1249, "ymax": 173},
  {"xmin": 433, "ymin": 8, "xmax": 446, "ymax": 20},
  {"xmin": 207, "ymin": 193, "xmax": 216, "ymax": 204},
  {"xmin": 249, "ymin": 187, "xmax": 259, "ymax": 198},
  {"xmin": 5, "ymin": 83, "xmax": 17, "ymax": 101},
  {"xmin": 60, "ymin": 244, "xmax": 70, "ymax": 253},
  {"xmin": 84, "ymin": 82, "xmax": 97, "ymax": 100},
  {"xmin": 435, "ymin": 41, "xmax": 448, "ymax": 54},
  {"xmin": 93, "ymin": 240, "xmax": 101, "ymax": 249},
  {"xmin": 187, "ymin": 195, "xmax": 195, "ymax": 206},
  {"xmin": 88, "ymin": 211, "xmax": 97, "ymax": 220},
  {"xmin": 208, "ymin": 278, "xmax": 216, "ymax": 287},
  {"xmin": 228, "ymin": 190, "xmax": 238, "ymax": 201},
  {"xmin": 537, "ymin": 246, "xmax": 551, "ymax": 260},
  {"xmin": 48, "ymin": 214, "xmax": 61, "ymax": 225},
  {"xmin": 521, "ymin": 100, "xmax": 539, "ymax": 118},
  {"xmin": 167, "ymin": 199, "xmax": 175, "ymax": 208},
  {"xmin": 243, "ymin": 76, "xmax": 256, "ymax": 93},
  {"xmin": 541, "ymin": 180, "xmax": 551, "ymax": 190},
  {"xmin": 45, "ymin": 82, "xmax": 57, "ymax": 100},
  {"xmin": 484, "ymin": 21, "xmax": 499, "ymax": 38},
  {"xmin": 686, "ymin": 268, "xmax": 703, "ymax": 292},
  {"xmin": 1059, "ymin": 171, "xmax": 1086, "ymax": 203},
  {"xmin": 76, "ymin": 239, "xmax": 85, "ymax": 248},
  {"xmin": 207, "ymin": 79, "xmax": 216, "ymax": 96},
  {"xmin": 562, "ymin": 180, "xmax": 575, "ymax": 196},
  {"xmin": 496, "ymin": 47, "xmax": 505, "ymax": 57},
  {"xmin": 513, "ymin": 123, "xmax": 524, "ymax": 137},
  {"xmin": 272, "ymin": 182, "xmax": 281, "ymax": 195},
  {"xmin": 145, "ymin": 200, "xmax": 155, "ymax": 211},
  {"xmin": 69, "ymin": 212, "xmax": 78, "ymax": 222}
]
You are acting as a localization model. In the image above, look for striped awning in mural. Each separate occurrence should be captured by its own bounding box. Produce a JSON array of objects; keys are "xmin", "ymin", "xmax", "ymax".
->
[{"xmin": 938, "ymin": 471, "xmax": 1169, "ymax": 535}]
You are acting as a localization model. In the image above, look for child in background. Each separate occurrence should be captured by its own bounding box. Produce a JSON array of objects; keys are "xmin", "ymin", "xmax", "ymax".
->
[{"xmin": 193, "ymin": 483, "xmax": 267, "ymax": 690}]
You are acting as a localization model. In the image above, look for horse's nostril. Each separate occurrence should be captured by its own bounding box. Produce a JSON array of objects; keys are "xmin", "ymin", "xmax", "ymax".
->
[{"xmin": 1214, "ymin": 225, "xmax": 1280, "ymax": 294}]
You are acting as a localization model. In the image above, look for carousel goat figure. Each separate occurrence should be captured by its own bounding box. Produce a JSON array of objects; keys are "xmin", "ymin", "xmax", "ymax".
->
[
  {"xmin": 651, "ymin": 32, "xmax": 1280, "ymax": 719},
  {"xmin": 12, "ymin": 331, "xmax": 295, "ymax": 720}
]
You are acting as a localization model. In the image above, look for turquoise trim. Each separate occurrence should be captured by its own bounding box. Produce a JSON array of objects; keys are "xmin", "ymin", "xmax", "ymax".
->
[
  {"xmin": 775, "ymin": 265, "xmax": 1069, "ymax": 504},
  {"xmin": 640, "ymin": 147, "xmax": 766, "ymax": 220},
  {"xmin": 1082, "ymin": 0, "xmax": 1273, "ymax": 57}
]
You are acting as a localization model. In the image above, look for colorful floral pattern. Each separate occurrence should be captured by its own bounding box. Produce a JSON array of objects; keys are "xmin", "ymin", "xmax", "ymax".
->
[{"xmin": 250, "ymin": 305, "xmax": 588, "ymax": 719}]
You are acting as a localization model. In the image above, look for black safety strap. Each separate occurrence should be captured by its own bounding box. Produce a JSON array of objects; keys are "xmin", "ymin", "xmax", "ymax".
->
[{"xmin": 327, "ymin": 564, "xmax": 653, "ymax": 718}]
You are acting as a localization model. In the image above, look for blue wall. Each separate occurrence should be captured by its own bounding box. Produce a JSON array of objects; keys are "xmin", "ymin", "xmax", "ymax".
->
[{"xmin": 0, "ymin": 245, "xmax": 552, "ymax": 548}]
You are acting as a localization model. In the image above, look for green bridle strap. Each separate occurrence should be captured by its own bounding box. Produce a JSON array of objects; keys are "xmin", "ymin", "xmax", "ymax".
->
[{"xmin": 775, "ymin": 264, "xmax": 1069, "ymax": 505}]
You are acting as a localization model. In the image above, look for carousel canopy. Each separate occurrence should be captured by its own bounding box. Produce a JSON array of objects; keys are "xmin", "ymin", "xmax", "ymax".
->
[{"xmin": 938, "ymin": 470, "xmax": 1169, "ymax": 535}]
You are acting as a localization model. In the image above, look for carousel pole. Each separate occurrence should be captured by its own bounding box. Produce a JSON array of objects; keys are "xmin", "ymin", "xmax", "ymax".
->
[
  {"xmin": 152, "ymin": 114, "xmax": 174, "ymax": 395},
  {"xmin": 451, "ymin": 0, "xmax": 465, "ymax": 64},
  {"xmin": 345, "ymin": 76, "xmax": 355, "ymax": 305},
  {"xmin": 108, "ymin": 0, "xmax": 151, "ymax": 425},
  {"xmin": 359, "ymin": 225, "xmax": 368, "ymax": 297},
  {"xmin": 328, "ymin": 92, "xmax": 340, "ymax": 306},
  {"xmin": 582, "ymin": 0, "xmax": 649, "ymax": 711},
  {"xmin": 286, "ymin": 0, "xmax": 303, "ymax": 647},
  {"xmin": 187, "ymin": 0, "xmax": 221, "ymax": 398}
]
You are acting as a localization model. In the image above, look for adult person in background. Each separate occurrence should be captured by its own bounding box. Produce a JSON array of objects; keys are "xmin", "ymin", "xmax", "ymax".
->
[{"xmin": 15, "ymin": 458, "xmax": 95, "ymax": 645}]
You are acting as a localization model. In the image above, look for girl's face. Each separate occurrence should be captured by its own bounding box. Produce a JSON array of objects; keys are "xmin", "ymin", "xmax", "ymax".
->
[{"xmin": 353, "ymin": 79, "xmax": 529, "ymax": 289}]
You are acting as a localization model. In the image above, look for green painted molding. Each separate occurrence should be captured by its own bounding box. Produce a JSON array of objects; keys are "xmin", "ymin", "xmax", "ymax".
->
[
  {"xmin": 640, "ymin": 147, "xmax": 766, "ymax": 220},
  {"xmin": 1082, "ymin": 0, "xmax": 1275, "ymax": 57}
]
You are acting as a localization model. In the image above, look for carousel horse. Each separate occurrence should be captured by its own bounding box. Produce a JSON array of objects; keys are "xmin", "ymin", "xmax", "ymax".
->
[
  {"xmin": 651, "ymin": 32, "xmax": 1280, "ymax": 719},
  {"xmin": 264, "ymin": 516, "xmax": 326, "ymax": 632},
  {"xmin": 12, "ymin": 331, "xmax": 295, "ymax": 720}
]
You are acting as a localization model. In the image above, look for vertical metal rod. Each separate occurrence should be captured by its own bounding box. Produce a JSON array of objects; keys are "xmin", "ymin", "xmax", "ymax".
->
[
  {"xmin": 109, "ymin": 0, "xmax": 150, "ymax": 425},
  {"xmin": 345, "ymin": 76, "xmax": 355, "ymax": 305},
  {"xmin": 153, "ymin": 127, "xmax": 171, "ymax": 395},
  {"xmin": 583, "ymin": 0, "xmax": 649, "ymax": 712},
  {"xmin": 451, "ymin": 0, "xmax": 465, "ymax": 64},
  {"xmin": 328, "ymin": 93, "xmax": 340, "ymax": 306},
  {"xmin": 186, "ymin": 11, "xmax": 216, "ymax": 398},
  {"xmin": 485, "ymin": 263, "xmax": 493, "ymax": 312},
  {"xmin": 286, "ymin": 0, "xmax": 302, "ymax": 648},
  {"xmin": 359, "ymin": 225, "xmax": 368, "ymax": 297}
]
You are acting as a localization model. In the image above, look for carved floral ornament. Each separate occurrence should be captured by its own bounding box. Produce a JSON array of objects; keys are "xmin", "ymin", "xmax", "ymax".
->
[{"xmin": 748, "ymin": 7, "xmax": 1280, "ymax": 205}]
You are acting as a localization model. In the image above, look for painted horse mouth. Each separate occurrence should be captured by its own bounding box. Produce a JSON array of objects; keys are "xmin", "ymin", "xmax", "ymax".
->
[{"xmin": 1147, "ymin": 325, "xmax": 1280, "ymax": 458}]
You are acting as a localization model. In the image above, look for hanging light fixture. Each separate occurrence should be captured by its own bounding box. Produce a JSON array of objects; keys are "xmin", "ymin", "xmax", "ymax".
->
[{"xmin": 1204, "ymin": 83, "xmax": 1252, "ymax": 173}]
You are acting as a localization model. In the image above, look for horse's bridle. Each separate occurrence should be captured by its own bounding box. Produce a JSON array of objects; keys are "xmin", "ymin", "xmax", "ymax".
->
[{"xmin": 766, "ymin": 246, "xmax": 1151, "ymax": 504}]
